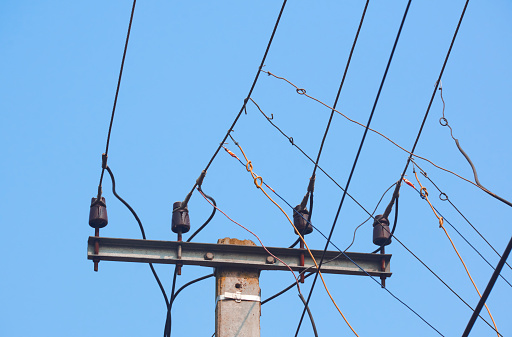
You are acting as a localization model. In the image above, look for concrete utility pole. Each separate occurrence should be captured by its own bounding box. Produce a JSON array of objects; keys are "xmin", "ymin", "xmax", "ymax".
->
[
  {"xmin": 88, "ymin": 235, "xmax": 391, "ymax": 336},
  {"xmin": 215, "ymin": 238, "xmax": 261, "ymax": 337}
]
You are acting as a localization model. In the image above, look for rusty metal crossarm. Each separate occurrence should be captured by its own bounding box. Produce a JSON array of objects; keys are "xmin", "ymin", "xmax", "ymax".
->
[{"xmin": 87, "ymin": 236, "xmax": 391, "ymax": 277}]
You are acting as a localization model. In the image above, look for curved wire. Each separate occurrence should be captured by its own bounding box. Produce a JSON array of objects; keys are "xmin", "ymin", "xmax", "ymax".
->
[
  {"xmin": 437, "ymin": 83, "xmax": 512, "ymax": 208},
  {"xmin": 347, "ymin": 182, "xmax": 396, "ymax": 252},
  {"xmin": 105, "ymin": 166, "xmax": 169, "ymax": 308},
  {"xmin": 186, "ymin": 190, "xmax": 217, "ymax": 243}
]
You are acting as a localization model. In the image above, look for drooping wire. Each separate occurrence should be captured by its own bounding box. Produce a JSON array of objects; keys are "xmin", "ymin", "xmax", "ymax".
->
[
  {"xmin": 105, "ymin": 166, "xmax": 169, "ymax": 308},
  {"xmin": 261, "ymin": 70, "xmax": 489, "ymax": 197},
  {"xmin": 177, "ymin": 0, "xmax": 289, "ymax": 209},
  {"xmin": 346, "ymin": 182, "xmax": 396, "ymax": 252},
  {"xmin": 413, "ymin": 170, "xmax": 500, "ymax": 336},
  {"xmin": 411, "ymin": 158, "xmax": 512, "ymax": 273},
  {"xmin": 164, "ymin": 190, "xmax": 217, "ymax": 337},
  {"xmin": 97, "ymin": 0, "xmax": 137, "ymax": 193},
  {"xmin": 295, "ymin": 1, "xmax": 412, "ymax": 335},
  {"xmin": 436, "ymin": 82, "xmax": 512, "ymax": 208}
]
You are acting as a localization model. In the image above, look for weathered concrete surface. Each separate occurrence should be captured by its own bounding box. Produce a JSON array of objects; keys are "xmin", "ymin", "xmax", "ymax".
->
[{"xmin": 216, "ymin": 238, "xmax": 260, "ymax": 337}]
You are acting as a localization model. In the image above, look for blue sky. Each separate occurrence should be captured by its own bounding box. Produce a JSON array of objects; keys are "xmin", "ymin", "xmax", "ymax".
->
[{"xmin": 1, "ymin": 1, "xmax": 511, "ymax": 336}]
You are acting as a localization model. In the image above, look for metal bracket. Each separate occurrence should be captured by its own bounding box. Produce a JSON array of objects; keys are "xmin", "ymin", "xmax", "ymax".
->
[{"xmin": 216, "ymin": 291, "xmax": 261, "ymax": 305}]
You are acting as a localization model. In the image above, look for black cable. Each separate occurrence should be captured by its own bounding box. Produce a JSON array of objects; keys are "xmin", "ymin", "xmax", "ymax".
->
[
  {"xmin": 413, "ymin": 159, "xmax": 512, "ymax": 273},
  {"xmin": 298, "ymin": 294, "xmax": 318, "ymax": 337},
  {"xmin": 347, "ymin": 182, "xmax": 396, "ymax": 252},
  {"xmin": 179, "ymin": 0, "xmax": 288, "ymax": 208},
  {"xmin": 306, "ymin": 0, "xmax": 370, "ymax": 231},
  {"xmin": 186, "ymin": 191, "xmax": 217, "ymax": 243},
  {"xmin": 391, "ymin": 0, "xmax": 470, "ymax": 213},
  {"xmin": 98, "ymin": 0, "xmax": 137, "ymax": 191},
  {"xmin": 163, "ymin": 268, "xmax": 178, "ymax": 337},
  {"xmin": 105, "ymin": 166, "xmax": 169, "ymax": 308},
  {"xmin": 295, "ymin": 1, "xmax": 412, "ymax": 335},
  {"xmin": 251, "ymin": 99, "xmax": 374, "ymax": 219},
  {"xmin": 462, "ymin": 235, "xmax": 512, "ymax": 337}
]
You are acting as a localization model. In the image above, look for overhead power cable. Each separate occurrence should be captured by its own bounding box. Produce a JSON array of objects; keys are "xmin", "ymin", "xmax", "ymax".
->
[
  {"xmin": 411, "ymin": 159, "xmax": 512, "ymax": 273},
  {"xmin": 176, "ymin": 0, "xmax": 288, "ymax": 210},
  {"xmin": 295, "ymin": 1, "xmax": 412, "ymax": 335},
  {"xmin": 413, "ymin": 169, "xmax": 500, "ymax": 335},
  {"xmin": 462, "ymin": 235, "xmax": 512, "ymax": 337},
  {"xmin": 223, "ymin": 141, "xmax": 445, "ymax": 337},
  {"xmin": 388, "ymin": 0, "xmax": 470, "ymax": 217},
  {"xmin": 249, "ymin": 98, "xmax": 374, "ymax": 219},
  {"xmin": 302, "ymin": 0, "xmax": 370, "ymax": 237},
  {"xmin": 97, "ymin": 0, "xmax": 137, "ymax": 194}
]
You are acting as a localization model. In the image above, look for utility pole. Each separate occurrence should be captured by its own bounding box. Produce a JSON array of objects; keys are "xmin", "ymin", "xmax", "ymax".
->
[{"xmin": 88, "ymin": 235, "xmax": 391, "ymax": 336}]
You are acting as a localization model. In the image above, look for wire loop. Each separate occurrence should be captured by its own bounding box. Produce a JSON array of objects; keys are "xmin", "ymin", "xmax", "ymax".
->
[
  {"xmin": 296, "ymin": 88, "xmax": 306, "ymax": 95},
  {"xmin": 420, "ymin": 187, "xmax": 428, "ymax": 199},
  {"xmin": 246, "ymin": 160, "xmax": 253, "ymax": 172},
  {"xmin": 439, "ymin": 117, "xmax": 449, "ymax": 126},
  {"xmin": 439, "ymin": 192, "xmax": 449, "ymax": 201}
]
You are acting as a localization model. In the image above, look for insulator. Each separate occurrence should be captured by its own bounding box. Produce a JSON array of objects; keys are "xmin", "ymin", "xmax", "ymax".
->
[
  {"xmin": 89, "ymin": 197, "xmax": 108, "ymax": 229},
  {"xmin": 293, "ymin": 205, "xmax": 313, "ymax": 235},
  {"xmin": 372, "ymin": 214, "xmax": 391, "ymax": 246},
  {"xmin": 172, "ymin": 201, "xmax": 190, "ymax": 234}
]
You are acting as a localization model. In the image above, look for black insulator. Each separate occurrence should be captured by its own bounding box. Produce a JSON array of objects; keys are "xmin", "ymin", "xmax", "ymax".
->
[
  {"xmin": 373, "ymin": 214, "xmax": 391, "ymax": 246},
  {"xmin": 172, "ymin": 201, "xmax": 190, "ymax": 234},
  {"xmin": 89, "ymin": 197, "xmax": 108, "ymax": 229},
  {"xmin": 293, "ymin": 205, "xmax": 313, "ymax": 235}
]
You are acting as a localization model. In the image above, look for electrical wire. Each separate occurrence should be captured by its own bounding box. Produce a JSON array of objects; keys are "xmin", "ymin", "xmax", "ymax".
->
[
  {"xmin": 462, "ymin": 235, "xmax": 512, "ymax": 337},
  {"xmin": 413, "ymin": 170, "xmax": 500, "ymax": 336},
  {"xmin": 231, "ymin": 139, "xmax": 360, "ymax": 336},
  {"xmin": 345, "ymin": 182, "xmax": 396, "ymax": 252},
  {"xmin": 436, "ymin": 82, "xmax": 512, "ymax": 208},
  {"xmin": 390, "ymin": 0, "xmax": 470, "ymax": 217},
  {"xmin": 178, "ymin": 0, "xmax": 289, "ymax": 209},
  {"xmin": 411, "ymin": 158, "xmax": 512, "ymax": 273},
  {"xmin": 97, "ymin": 0, "xmax": 137, "ymax": 192},
  {"xmin": 295, "ymin": 1, "xmax": 412, "ymax": 335},
  {"xmin": 105, "ymin": 166, "xmax": 169, "ymax": 308},
  {"xmin": 186, "ymin": 190, "xmax": 217, "ymax": 242},
  {"xmin": 249, "ymin": 98, "xmax": 374, "ymax": 219},
  {"xmin": 220, "ymin": 145, "xmax": 479, "ymax": 336},
  {"xmin": 198, "ymin": 188, "xmax": 302, "ymax": 294},
  {"xmin": 260, "ymin": 70, "xmax": 491, "ymax": 198}
]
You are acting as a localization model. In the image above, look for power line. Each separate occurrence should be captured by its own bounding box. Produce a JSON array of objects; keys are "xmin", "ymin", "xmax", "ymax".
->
[
  {"xmin": 462, "ymin": 235, "xmax": 512, "ymax": 337},
  {"xmin": 221, "ymin": 146, "xmax": 449, "ymax": 337},
  {"xmin": 249, "ymin": 98, "xmax": 374, "ymax": 219},
  {"xmin": 177, "ymin": 0, "xmax": 289, "ymax": 210},
  {"xmin": 389, "ymin": 0, "xmax": 470, "ymax": 212},
  {"xmin": 295, "ymin": 1, "xmax": 412, "ymax": 335},
  {"xmin": 97, "ymin": 0, "xmax": 137, "ymax": 193},
  {"xmin": 412, "ymin": 159, "xmax": 512, "ymax": 276}
]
